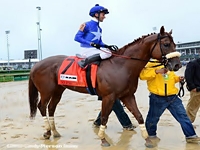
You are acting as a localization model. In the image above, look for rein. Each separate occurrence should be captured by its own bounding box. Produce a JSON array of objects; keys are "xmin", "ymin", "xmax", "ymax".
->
[
  {"xmin": 99, "ymin": 33, "xmax": 170, "ymax": 64},
  {"xmin": 100, "ymin": 48, "xmax": 158, "ymax": 63}
]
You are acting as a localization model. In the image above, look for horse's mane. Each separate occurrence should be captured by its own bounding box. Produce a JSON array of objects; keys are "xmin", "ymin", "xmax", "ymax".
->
[{"xmin": 115, "ymin": 32, "xmax": 156, "ymax": 55}]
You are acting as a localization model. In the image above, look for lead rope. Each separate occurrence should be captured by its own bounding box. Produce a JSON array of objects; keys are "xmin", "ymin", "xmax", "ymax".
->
[{"xmin": 178, "ymin": 80, "xmax": 185, "ymax": 97}]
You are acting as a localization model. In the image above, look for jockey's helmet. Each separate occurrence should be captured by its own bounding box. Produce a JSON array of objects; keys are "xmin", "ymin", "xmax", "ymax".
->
[{"xmin": 89, "ymin": 4, "xmax": 109, "ymax": 17}]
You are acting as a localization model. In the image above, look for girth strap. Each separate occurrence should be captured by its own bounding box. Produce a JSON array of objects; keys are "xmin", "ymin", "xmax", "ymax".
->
[{"xmin": 86, "ymin": 65, "xmax": 96, "ymax": 95}]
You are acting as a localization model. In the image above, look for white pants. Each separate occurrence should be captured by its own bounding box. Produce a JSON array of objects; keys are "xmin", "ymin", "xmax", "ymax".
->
[{"xmin": 79, "ymin": 47, "xmax": 112, "ymax": 59}]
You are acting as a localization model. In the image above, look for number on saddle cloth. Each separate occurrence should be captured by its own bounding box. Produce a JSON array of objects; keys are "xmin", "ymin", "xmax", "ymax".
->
[{"xmin": 58, "ymin": 56, "xmax": 98, "ymax": 90}]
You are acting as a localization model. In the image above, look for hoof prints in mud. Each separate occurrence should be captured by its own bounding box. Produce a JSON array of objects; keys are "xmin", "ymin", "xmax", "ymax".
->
[{"xmin": 11, "ymin": 134, "xmax": 27, "ymax": 138}]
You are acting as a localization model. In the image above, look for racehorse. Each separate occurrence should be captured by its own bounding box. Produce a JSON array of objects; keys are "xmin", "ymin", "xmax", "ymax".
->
[{"xmin": 28, "ymin": 26, "xmax": 181, "ymax": 147}]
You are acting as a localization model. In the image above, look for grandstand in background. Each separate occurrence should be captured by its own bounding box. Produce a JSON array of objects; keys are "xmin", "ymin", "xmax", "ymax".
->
[
  {"xmin": 0, "ymin": 59, "xmax": 39, "ymax": 70},
  {"xmin": 176, "ymin": 41, "xmax": 200, "ymax": 64}
]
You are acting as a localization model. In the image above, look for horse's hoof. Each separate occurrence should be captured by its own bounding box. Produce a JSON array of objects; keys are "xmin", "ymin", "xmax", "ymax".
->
[
  {"xmin": 101, "ymin": 138, "xmax": 110, "ymax": 147},
  {"xmin": 43, "ymin": 135, "xmax": 50, "ymax": 139},
  {"xmin": 43, "ymin": 132, "xmax": 51, "ymax": 139}
]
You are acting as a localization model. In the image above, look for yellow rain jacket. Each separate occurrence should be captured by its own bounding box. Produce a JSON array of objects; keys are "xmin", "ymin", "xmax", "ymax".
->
[{"xmin": 139, "ymin": 62, "xmax": 180, "ymax": 96}]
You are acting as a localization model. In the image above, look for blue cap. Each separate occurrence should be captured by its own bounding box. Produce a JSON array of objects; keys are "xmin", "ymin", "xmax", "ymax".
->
[{"xmin": 89, "ymin": 4, "xmax": 109, "ymax": 17}]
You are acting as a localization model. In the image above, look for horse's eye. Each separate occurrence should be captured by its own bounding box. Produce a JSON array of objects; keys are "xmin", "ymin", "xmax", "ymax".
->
[{"xmin": 164, "ymin": 43, "xmax": 170, "ymax": 47}]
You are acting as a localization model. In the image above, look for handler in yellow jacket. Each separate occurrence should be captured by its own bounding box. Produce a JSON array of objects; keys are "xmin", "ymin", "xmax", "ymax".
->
[{"xmin": 139, "ymin": 61, "xmax": 200, "ymax": 143}]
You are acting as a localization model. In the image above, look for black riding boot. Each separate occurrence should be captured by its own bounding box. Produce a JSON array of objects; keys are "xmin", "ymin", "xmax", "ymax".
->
[
  {"xmin": 78, "ymin": 54, "xmax": 101, "ymax": 68},
  {"xmin": 97, "ymin": 96, "xmax": 102, "ymax": 100}
]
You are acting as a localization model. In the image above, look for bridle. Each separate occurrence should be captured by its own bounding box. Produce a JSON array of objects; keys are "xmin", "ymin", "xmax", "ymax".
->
[{"xmin": 149, "ymin": 33, "xmax": 171, "ymax": 67}]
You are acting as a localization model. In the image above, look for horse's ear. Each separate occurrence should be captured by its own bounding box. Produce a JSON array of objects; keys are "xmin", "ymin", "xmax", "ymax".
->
[
  {"xmin": 160, "ymin": 26, "xmax": 165, "ymax": 35},
  {"xmin": 169, "ymin": 29, "xmax": 172, "ymax": 35}
]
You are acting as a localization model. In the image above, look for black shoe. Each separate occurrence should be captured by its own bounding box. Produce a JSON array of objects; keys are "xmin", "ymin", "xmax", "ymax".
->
[
  {"xmin": 97, "ymin": 96, "xmax": 102, "ymax": 100},
  {"xmin": 78, "ymin": 59, "xmax": 86, "ymax": 68},
  {"xmin": 93, "ymin": 122, "xmax": 107, "ymax": 128},
  {"xmin": 123, "ymin": 124, "xmax": 136, "ymax": 131},
  {"xmin": 93, "ymin": 121, "xmax": 100, "ymax": 128},
  {"xmin": 78, "ymin": 54, "xmax": 101, "ymax": 68}
]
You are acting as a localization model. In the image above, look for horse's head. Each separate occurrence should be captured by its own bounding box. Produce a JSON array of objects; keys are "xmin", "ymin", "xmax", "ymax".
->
[{"xmin": 150, "ymin": 26, "xmax": 181, "ymax": 71}]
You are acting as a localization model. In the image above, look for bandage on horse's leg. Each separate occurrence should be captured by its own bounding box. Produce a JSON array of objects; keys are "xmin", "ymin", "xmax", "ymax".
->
[
  {"xmin": 49, "ymin": 117, "xmax": 61, "ymax": 137},
  {"xmin": 38, "ymin": 96, "xmax": 51, "ymax": 139},
  {"xmin": 42, "ymin": 116, "xmax": 51, "ymax": 139},
  {"xmin": 98, "ymin": 97, "xmax": 114, "ymax": 147},
  {"xmin": 98, "ymin": 125, "xmax": 110, "ymax": 147},
  {"xmin": 47, "ymin": 88, "xmax": 64, "ymax": 138}
]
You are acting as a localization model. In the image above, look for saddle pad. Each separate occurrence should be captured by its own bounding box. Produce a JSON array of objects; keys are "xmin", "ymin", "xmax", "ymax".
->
[{"xmin": 58, "ymin": 56, "xmax": 97, "ymax": 87}]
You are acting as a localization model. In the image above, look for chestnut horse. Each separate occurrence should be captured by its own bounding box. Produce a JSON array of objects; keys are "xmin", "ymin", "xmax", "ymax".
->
[{"xmin": 29, "ymin": 26, "xmax": 181, "ymax": 147}]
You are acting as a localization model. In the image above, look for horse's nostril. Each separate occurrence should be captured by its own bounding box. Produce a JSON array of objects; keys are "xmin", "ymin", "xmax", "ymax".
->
[
  {"xmin": 175, "ymin": 64, "xmax": 182, "ymax": 69},
  {"xmin": 173, "ymin": 64, "xmax": 181, "ymax": 71}
]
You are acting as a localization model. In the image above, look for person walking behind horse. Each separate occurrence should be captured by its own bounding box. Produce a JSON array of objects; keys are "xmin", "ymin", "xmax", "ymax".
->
[
  {"xmin": 74, "ymin": 4, "xmax": 118, "ymax": 68},
  {"xmin": 185, "ymin": 58, "xmax": 200, "ymax": 124},
  {"xmin": 139, "ymin": 61, "xmax": 200, "ymax": 143},
  {"xmin": 93, "ymin": 99, "xmax": 135, "ymax": 130},
  {"xmin": 74, "ymin": 4, "xmax": 135, "ymax": 131}
]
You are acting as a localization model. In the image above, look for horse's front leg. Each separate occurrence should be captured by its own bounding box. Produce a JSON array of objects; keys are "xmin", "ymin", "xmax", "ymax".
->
[
  {"xmin": 98, "ymin": 96, "xmax": 115, "ymax": 147},
  {"xmin": 121, "ymin": 94, "xmax": 154, "ymax": 148}
]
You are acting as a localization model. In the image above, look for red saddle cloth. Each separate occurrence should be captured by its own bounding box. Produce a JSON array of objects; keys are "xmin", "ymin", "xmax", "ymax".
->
[{"xmin": 58, "ymin": 56, "xmax": 97, "ymax": 87}]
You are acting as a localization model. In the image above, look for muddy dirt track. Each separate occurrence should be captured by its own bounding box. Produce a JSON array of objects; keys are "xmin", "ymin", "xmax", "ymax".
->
[{"xmin": 1, "ymin": 67, "xmax": 200, "ymax": 150}]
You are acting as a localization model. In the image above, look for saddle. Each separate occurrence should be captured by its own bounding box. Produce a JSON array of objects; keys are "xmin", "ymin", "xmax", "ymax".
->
[{"xmin": 58, "ymin": 55, "xmax": 99, "ymax": 95}]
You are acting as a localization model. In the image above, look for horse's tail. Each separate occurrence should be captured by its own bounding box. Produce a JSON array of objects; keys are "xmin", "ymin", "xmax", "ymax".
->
[{"xmin": 28, "ymin": 76, "xmax": 39, "ymax": 119}]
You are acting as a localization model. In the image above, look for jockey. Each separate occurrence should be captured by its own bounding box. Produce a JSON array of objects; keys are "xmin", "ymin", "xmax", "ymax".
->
[{"xmin": 74, "ymin": 4, "xmax": 118, "ymax": 68}]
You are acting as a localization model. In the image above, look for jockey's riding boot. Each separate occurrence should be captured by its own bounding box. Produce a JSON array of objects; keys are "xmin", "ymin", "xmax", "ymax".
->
[
  {"xmin": 78, "ymin": 54, "xmax": 101, "ymax": 68},
  {"xmin": 97, "ymin": 96, "xmax": 102, "ymax": 100}
]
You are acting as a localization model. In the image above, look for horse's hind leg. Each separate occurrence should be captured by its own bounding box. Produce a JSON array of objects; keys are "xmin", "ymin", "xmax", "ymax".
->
[
  {"xmin": 38, "ymin": 94, "xmax": 52, "ymax": 139},
  {"xmin": 48, "ymin": 87, "xmax": 65, "ymax": 138}
]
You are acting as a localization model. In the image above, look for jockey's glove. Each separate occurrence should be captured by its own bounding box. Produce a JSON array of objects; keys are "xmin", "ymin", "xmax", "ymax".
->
[
  {"xmin": 105, "ymin": 45, "xmax": 119, "ymax": 51},
  {"xmin": 90, "ymin": 42, "xmax": 101, "ymax": 49}
]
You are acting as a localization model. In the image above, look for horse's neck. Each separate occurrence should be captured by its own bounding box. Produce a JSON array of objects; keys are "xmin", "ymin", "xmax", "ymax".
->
[
  {"xmin": 111, "ymin": 43, "xmax": 151, "ymax": 79},
  {"xmin": 110, "ymin": 33, "xmax": 158, "ymax": 75}
]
